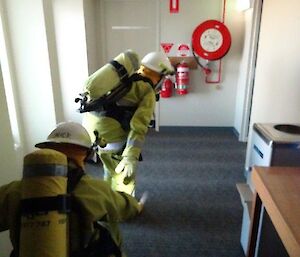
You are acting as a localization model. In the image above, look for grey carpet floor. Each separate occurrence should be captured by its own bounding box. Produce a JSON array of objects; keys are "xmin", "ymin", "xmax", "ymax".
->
[{"xmin": 87, "ymin": 127, "xmax": 247, "ymax": 257}]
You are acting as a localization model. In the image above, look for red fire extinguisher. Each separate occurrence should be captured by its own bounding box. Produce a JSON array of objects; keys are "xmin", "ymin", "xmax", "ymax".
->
[
  {"xmin": 176, "ymin": 62, "xmax": 189, "ymax": 95},
  {"xmin": 160, "ymin": 77, "xmax": 173, "ymax": 98}
]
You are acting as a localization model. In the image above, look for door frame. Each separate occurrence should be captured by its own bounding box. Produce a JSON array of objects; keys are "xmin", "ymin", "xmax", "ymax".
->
[{"xmin": 239, "ymin": 0, "xmax": 263, "ymax": 142}]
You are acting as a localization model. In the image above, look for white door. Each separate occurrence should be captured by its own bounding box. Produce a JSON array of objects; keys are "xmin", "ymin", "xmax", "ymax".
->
[
  {"xmin": 98, "ymin": 0, "xmax": 160, "ymax": 61},
  {"xmin": 97, "ymin": 0, "xmax": 160, "ymax": 128}
]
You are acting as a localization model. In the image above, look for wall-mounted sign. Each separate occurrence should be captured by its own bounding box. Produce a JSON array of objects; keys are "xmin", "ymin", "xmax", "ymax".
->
[
  {"xmin": 177, "ymin": 44, "xmax": 192, "ymax": 57},
  {"xmin": 170, "ymin": 0, "xmax": 179, "ymax": 13},
  {"xmin": 161, "ymin": 42, "xmax": 193, "ymax": 57},
  {"xmin": 161, "ymin": 43, "xmax": 174, "ymax": 54}
]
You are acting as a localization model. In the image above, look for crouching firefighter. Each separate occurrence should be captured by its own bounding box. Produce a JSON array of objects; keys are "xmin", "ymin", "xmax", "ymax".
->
[
  {"xmin": 0, "ymin": 121, "xmax": 144, "ymax": 257},
  {"xmin": 76, "ymin": 49, "xmax": 174, "ymax": 196}
]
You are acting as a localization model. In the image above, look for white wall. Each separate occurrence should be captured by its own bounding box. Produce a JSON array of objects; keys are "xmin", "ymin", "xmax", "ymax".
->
[
  {"xmin": 0, "ymin": 67, "xmax": 20, "ymax": 181},
  {"xmin": 51, "ymin": 0, "xmax": 89, "ymax": 123},
  {"xmin": 245, "ymin": 0, "xmax": 300, "ymax": 168},
  {"xmin": 0, "ymin": 64, "xmax": 17, "ymax": 257},
  {"xmin": 0, "ymin": 5, "xmax": 21, "ymax": 255},
  {"xmin": 2, "ymin": 0, "xmax": 57, "ymax": 155},
  {"xmin": 159, "ymin": 0, "xmax": 244, "ymax": 126},
  {"xmin": 0, "ymin": 0, "xmax": 89, "ymax": 155}
]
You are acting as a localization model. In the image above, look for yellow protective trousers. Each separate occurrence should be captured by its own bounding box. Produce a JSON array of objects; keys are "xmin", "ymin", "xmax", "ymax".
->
[
  {"xmin": 82, "ymin": 77, "xmax": 156, "ymax": 196},
  {"xmin": 82, "ymin": 114, "xmax": 138, "ymax": 196},
  {"xmin": 100, "ymin": 149, "xmax": 136, "ymax": 196}
]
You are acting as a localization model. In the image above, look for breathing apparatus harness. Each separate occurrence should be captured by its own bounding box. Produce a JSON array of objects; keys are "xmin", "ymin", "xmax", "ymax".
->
[
  {"xmin": 75, "ymin": 61, "xmax": 154, "ymax": 112},
  {"xmin": 67, "ymin": 162, "xmax": 122, "ymax": 257},
  {"xmin": 75, "ymin": 60, "xmax": 154, "ymax": 134},
  {"xmin": 14, "ymin": 156, "xmax": 121, "ymax": 257}
]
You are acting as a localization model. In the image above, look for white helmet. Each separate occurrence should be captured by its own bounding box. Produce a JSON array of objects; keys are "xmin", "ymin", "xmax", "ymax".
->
[
  {"xmin": 35, "ymin": 121, "xmax": 92, "ymax": 150},
  {"xmin": 141, "ymin": 52, "xmax": 174, "ymax": 75}
]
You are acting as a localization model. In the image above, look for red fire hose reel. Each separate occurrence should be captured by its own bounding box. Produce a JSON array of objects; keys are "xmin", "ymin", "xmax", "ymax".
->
[
  {"xmin": 192, "ymin": 19, "xmax": 231, "ymax": 61},
  {"xmin": 191, "ymin": 16, "xmax": 231, "ymax": 84}
]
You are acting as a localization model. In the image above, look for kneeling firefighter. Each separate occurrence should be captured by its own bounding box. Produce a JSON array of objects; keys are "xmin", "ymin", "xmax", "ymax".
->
[
  {"xmin": 78, "ymin": 49, "xmax": 174, "ymax": 196},
  {"xmin": 0, "ymin": 121, "xmax": 144, "ymax": 257}
]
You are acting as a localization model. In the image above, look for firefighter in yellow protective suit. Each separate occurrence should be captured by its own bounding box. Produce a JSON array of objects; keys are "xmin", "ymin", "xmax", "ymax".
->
[
  {"xmin": 82, "ymin": 51, "xmax": 174, "ymax": 196},
  {"xmin": 0, "ymin": 121, "xmax": 145, "ymax": 257}
]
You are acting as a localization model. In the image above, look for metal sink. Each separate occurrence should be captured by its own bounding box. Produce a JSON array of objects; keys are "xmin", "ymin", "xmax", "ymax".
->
[{"xmin": 274, "ymin": 124, "xmax": 300, "ymax": 135}]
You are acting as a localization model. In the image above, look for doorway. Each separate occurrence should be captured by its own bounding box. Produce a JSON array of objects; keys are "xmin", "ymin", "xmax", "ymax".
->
[
  {"xmin": 97, "ymin": 0, "xmax": 160, "ymax": 61},
  {"xmin": 235, "ymin": 0, "xmax": 263, "ymax": 142}
]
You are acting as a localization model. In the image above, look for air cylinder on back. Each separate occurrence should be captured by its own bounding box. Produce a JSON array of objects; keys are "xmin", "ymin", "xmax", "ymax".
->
[
  {"xmin": 19, "ymin": 149, "xmax": 69, "ymax": 257},
  {"xmin": 84, "ymin": 49, "xmax": 140, "ymax": 100}
]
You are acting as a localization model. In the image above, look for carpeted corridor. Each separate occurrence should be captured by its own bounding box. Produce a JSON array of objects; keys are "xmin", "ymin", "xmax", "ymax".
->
[{"xmin": 88, "ymin": 127, "xmax": 247, "ymax": 257}]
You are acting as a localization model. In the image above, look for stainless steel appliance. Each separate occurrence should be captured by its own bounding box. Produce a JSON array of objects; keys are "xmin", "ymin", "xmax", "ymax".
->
[
  {"xmin": 246, "ymin": 123, "xmax": 300, "ymax": 189},
  {"xmin": 238, "ymin": 123, "xmax": 300, "ymax": 254}
]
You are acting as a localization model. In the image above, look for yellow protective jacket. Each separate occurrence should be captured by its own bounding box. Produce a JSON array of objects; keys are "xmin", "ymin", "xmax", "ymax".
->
[
  {"xmin": 0, "ymin": 175, "xmax": 140, "ymax": 253},
  {"xmin": 82, "ymin": 77, "xmax": 156, "ymax": 160}
]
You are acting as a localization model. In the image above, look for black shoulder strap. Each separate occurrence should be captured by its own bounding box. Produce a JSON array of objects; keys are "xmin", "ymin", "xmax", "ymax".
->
[
  {"xmin": 129, "ymin": 73, "xmax": 154, "ymax": 88},
  {"xmin": 105, "ymin": 73, "xmax": 155, "ymax": 103},
  {"xmin": 76, "ymin": 71, "xmax": 154, "ymax": 113},
  {"xmin": 67, "ymin": 167, "xmax": 85, "ymax": 193},
  {"xmin": 109, "ymin": 60, "xmax": 129, "ymax": 84},
  {"xmin": 106, "ymin": 73, "xmax": 155, "ymax": 102}
]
